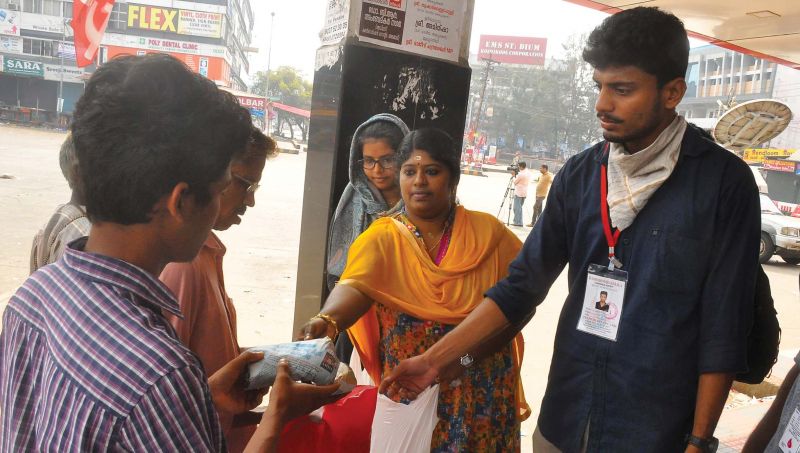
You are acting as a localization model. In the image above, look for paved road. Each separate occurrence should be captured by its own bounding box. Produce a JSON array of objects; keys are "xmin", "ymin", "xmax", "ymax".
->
[{"xmin": 1, "ymin": 125, "xmax": 796, "ymax": 450}]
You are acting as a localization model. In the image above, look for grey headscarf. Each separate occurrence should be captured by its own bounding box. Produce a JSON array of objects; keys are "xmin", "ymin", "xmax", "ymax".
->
[{"xmin": 326, "ymin": 114, "xmax": 410, "ymax": 289}]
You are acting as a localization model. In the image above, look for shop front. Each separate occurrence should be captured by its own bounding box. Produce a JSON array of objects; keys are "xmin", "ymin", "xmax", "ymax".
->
[{"xmin": 0, "ymin": 56, "xmax": 84, "ymax": 125}]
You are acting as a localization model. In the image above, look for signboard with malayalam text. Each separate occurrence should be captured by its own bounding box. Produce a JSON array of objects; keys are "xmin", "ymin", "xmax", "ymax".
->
[
  {"xmin": 357, "ymin": 0, "xmax": 464, "ymax": 63},
  {"xmin": 763, "ymin": 159, "xmax": 796, "ymax": 173}
]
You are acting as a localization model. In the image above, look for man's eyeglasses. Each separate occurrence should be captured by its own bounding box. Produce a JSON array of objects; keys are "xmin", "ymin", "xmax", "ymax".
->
[
  {"xmin": 358, "ymin": 156, "xmax": 397, "ymax": 170},
  {"xmin": 232, "ymin": 173, "xmax": 260, "ymax": 194}
]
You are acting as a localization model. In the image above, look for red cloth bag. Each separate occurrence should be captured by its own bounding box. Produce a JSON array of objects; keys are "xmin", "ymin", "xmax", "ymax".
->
[{"xmin": 277, "ymin": 385, "xmax": 377, "ymax": 453}]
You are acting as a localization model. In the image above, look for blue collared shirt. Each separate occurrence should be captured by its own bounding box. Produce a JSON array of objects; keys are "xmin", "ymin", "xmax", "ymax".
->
[
  {"xmin": 487, "ymin": 126, "xmax": 760, "ymax": 452},
  {"xmin": 0, "ymin": 238, "xmax": 226, "ymax": 452}
]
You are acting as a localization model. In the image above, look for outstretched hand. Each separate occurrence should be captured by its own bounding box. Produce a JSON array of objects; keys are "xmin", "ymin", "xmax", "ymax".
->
[
  {"xmin": 378, "ymin": 354, "xmax": 441, "ymax": 401},
  {"xmin": 294, "ymin": 317, "xmax": 330, "ymax": 341}
]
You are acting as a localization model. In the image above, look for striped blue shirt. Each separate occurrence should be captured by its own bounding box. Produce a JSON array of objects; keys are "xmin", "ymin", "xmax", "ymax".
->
[{"xmin": 0, "ymin": 239, "xmax": 226, "ymax": 452}]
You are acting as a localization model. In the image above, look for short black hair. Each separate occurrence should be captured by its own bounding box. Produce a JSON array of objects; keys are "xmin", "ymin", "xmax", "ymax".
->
[
  {"xmin": 582, "ymin": 7, "xmax": 689, "ymax": 87},
  {"xmin": 397, "ymin": 128, "xmax": 460, "ymax": 186},
  {"xmin": 518, "ymin": 161, "xmax": 527, "ymax": 169},
  {"xmin": 359, "ymin": 121, "xmax": 405, "ymax": 154},
  {"xmin": 72, "ymin": 54, "xmax": 252, "ymax": 224},
  {"xmin": 600, "ymin": 291, "xmax": 608, "ymax": 296},
  {"xmin": 541, "ymin": 164, "xmax": 548, "ymax": 171}
]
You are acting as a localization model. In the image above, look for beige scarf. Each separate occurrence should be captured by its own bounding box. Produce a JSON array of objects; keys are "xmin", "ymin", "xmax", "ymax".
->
[{"xmin": 607, "ymin": 115, "xmax": 687, "ymax": 231}]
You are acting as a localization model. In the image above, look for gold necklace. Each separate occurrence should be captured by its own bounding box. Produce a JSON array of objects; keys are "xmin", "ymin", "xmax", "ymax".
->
[{"xmin": 426, "ymin": 229, "xmax": 446, "ymax": 253}]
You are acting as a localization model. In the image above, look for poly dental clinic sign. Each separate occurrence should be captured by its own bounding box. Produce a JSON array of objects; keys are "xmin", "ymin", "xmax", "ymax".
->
[{"xmin": 4, "ymin": 58, "xmax": 43, "ymax": 77}]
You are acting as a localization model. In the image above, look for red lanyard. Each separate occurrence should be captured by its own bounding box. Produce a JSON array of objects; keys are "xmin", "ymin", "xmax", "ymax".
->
[{"xmin": 600, "ymin": 143, "xmax": 621, "ymax": 268}]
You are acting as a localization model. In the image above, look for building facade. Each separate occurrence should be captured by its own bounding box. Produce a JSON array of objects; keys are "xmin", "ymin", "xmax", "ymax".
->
[
  {"xmin": 679, "ymin": 45, "xmax": 778, "ymax": 122},
  {"xmin": 0, "ymin": 0, "xmax": 254, "ymax": 123}
]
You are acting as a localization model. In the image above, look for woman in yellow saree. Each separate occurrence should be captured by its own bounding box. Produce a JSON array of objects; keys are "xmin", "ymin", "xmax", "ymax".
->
[{"xmin": 299, "ymin": 128, "xmax": 529, "ymax": 452}]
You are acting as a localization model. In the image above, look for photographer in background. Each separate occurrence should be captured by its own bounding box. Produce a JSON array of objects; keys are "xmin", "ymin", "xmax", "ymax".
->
[
  {"xmin": 512, "ymin": 161, "xmax": 533, "ymax": 226},
  {"xmin": 528, "ymin": 164, "xmax": 553, "ymax": 227}
]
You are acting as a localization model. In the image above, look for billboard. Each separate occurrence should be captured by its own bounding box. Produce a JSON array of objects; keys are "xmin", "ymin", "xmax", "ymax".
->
[
  {"xmin": 177, "ymin": 10, "xmax": 223, "ymax": 39},
  {"xmin": 127, "ymin": 4, "xmax": 223, "ymax": 39},
  {"xmin": 763, "ymin": 159, "xmax": 796, "ymax": 173},
  {"xmin": 102, "ymin": 33, "xmax": 229, "ymax": 60},
  {"xmin": 0, "ymin": 8, "xmax": 20, "ymax": 35},
  {"xmin": 357, "ymin": 0, "xmax": 465, "ymax": 63},
  {"xmin": 4, "ymin": 57, "xmax": 44, "ymax": 77},
  {"xmin": 743, "ymin": 148, "xmax": 795, "ymax": 163},
  {"xmin": 104, "ymin": 45, "xmax": 230, "ymax": 86},
  {"xmin": 478, "ymin": 35, "xmax": 547, "ymax": 66},
  {"xmin": 0, "ymin": 35, "xmax": 21, "ymax": 54}
]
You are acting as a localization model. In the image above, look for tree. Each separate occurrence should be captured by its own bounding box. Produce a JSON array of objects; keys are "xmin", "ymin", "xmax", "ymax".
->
[
  {"xmin": 557, "ymin": 33, "xmax": 601, "ymax": 157},
  {"xmin": 251, "ymin": 66, "xmax": 312, "ymax": 141},
  {"xmin": 251, "ymin": 66, "xmax": 312, "ymax": 109},
  {"xmin": 467, "ymin": 33, "xmax": 600, "ymax": 161}
]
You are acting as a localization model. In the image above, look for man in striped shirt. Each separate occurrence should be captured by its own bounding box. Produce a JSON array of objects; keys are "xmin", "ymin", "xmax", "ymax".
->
[{"xmin": 0, "ymin": 54, "xmax": 340, "ymax": 452}]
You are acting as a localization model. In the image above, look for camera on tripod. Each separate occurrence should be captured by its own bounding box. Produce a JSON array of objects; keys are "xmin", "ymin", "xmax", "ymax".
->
[{"xmin": 507, "ymin": 164, "xmax": 519, "ymax": 175}]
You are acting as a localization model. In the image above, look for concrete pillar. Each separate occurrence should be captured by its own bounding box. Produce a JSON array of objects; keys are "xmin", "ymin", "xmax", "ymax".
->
[
  {"xmin": 738, "ymin": 53, "xmax": 746, "ymax": 95},
  {"xmin": 292, "ymin": 0, "xmax": 475, "ymax": 333}
]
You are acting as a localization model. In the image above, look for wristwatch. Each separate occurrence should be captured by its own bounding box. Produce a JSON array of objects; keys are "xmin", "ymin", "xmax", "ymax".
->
[
  {"xmin": 460, "ymin": 353, "xmax": 474, "ymax": 368},
  {"xmin": 685, "ymin": 434, "xmax": 719, "ymax": 453}
]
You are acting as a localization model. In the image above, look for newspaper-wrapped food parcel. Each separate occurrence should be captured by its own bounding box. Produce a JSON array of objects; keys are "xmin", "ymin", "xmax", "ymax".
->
[{"xmin": 245, "ymin": 338, "xmax": 341, "ymax": 390}]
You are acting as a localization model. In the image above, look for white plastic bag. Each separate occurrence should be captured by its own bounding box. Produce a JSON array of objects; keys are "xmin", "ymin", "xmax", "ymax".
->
[
  {"xmin": 348, "ymin": 347, "xmax": 375, "ymax": 386},
  {"xmin": 370, "ymin": 384, "xmax": 440, "ymax": 453}
]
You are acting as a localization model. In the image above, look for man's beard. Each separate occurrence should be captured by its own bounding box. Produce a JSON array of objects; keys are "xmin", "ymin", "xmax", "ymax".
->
[{"xmin": 600, "ymin": 99, "xmax": 664, "ymax": 145}]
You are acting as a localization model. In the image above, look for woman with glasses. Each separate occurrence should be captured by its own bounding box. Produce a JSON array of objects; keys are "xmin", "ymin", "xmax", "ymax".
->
[
  {"xmin": 303, "ymin": 128, "xmax": 529, "ymax": 452},
  {"xmin": 327, "ymin": 113, "xmax": 410, "ymax": 362}
]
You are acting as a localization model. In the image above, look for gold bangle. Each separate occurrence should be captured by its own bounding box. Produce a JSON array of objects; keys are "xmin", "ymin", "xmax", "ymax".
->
[{"xmin": 311, "ymin": 313, "xmax": 340, "ymax": 341}]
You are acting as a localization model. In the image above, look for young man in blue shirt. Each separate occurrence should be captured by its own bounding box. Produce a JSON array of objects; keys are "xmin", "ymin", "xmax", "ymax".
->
[{"xmin": 381, "ymin": 7, "xmax": 760, "ymax": 453}]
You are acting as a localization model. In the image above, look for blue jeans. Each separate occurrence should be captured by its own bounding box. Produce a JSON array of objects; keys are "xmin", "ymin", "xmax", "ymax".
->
[{"xmin": 513, "ymin": 196, "xmax": 525, "ymax": 225}]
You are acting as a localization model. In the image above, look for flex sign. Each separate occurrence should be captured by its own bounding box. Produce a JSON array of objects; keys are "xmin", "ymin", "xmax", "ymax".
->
[
  {"xmin": 4, "ymin": 58, "xmax": 43, "ymax": 77},
  {"xmin": 128, "ymin": 4, "xmax": 179, "ymax": 32}
]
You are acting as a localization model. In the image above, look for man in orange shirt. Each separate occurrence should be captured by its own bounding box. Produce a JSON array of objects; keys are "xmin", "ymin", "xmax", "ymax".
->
[
  {"xmin": 160, "ymin": 128, "xmax": 277, "ymax": 453},
  {"xmin": 528, "ymin": 164, "xmax": 554, "ymax": 227}
]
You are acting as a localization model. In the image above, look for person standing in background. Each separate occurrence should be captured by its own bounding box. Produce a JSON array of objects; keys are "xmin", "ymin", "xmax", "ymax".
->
[
  {"xmin": 29, "ymin": 133, "xmax": 91, "ymax": 273},
  {"xmin": 528, "ymin": 164, "xmax": 553, "ymax": 227},
  {"xmin": 512, "ymin": 161, "xmax": 533, "ymax": 226}
]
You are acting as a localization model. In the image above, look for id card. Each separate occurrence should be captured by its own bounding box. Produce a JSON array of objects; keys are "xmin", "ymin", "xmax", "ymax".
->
[
  {"xmin": 779, "ymin": 408, "xmax": 800, "ymax": 453},
  {"xmin": 577, "ymin": 264, "xmax": 628, "ymax": 341}
]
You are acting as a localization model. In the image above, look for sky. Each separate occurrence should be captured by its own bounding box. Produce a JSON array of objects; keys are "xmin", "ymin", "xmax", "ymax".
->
[{"xmin": 246, "ymin": 0, "xmax": 705, "ymax": 84}]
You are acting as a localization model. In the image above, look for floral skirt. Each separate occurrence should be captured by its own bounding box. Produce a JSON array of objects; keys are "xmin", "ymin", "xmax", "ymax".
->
[{"xmin": 376, "ymin": 303, "xmax": 520, "ymax": 453}]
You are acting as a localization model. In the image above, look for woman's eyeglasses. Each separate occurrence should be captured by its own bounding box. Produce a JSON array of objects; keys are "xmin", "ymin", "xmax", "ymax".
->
[{"xmin": 359, "ymin": 156, "xmax": 397, "ymax": 170}]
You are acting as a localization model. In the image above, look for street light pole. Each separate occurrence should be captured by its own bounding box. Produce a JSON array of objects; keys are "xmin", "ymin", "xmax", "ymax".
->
[
  {"xmin": 58, "ymin": 16, "xmax": 66, "ymax": 125},
  {"xmin": 265, "ymin": 11, "xmax": 275, "ymax": 133}
]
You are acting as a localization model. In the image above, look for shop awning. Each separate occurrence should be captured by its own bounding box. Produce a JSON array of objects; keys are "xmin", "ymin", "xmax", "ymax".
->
[{"xmin": 564, "ymin": 0, "xmax": 800, "ymax": 69}]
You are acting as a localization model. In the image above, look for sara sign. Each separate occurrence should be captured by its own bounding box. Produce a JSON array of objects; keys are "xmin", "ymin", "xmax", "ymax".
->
[
  {"xmin": 127, "ymin": 4, "xmax": 222, "ymax": 38},
  {"xmin": 4, "ymin": 58, "xmax": 44, "ymax": 77},
  {"xmin": 478, "ymin": 35, "xmax": 548, "ymax": 66}
]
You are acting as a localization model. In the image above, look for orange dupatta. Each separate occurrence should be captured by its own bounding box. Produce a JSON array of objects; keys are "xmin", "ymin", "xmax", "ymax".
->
[{"xmin": 339, "ymin": 206, "xmax": 531, "ymax": 421}]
